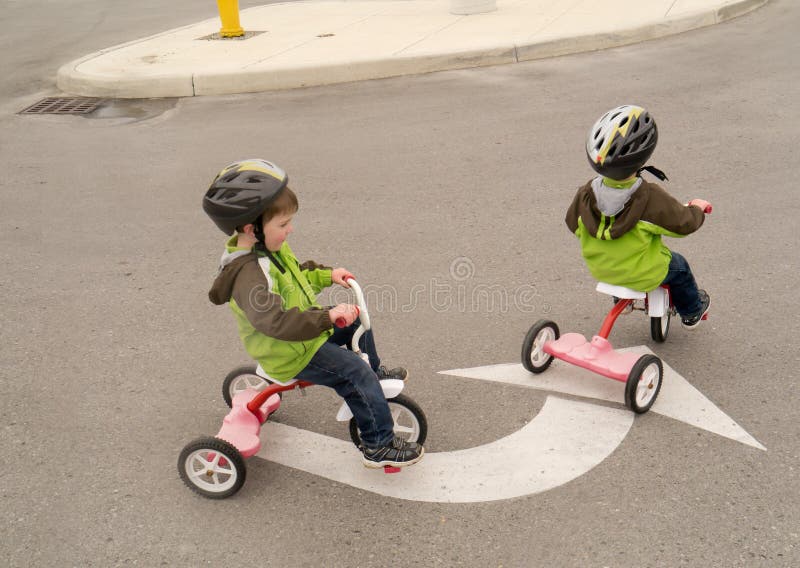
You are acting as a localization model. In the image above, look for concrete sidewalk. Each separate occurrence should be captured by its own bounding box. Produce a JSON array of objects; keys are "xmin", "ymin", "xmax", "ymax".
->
[{"xmin": 56, "ymin": 0, "xmax": 767, "ymax": 98}]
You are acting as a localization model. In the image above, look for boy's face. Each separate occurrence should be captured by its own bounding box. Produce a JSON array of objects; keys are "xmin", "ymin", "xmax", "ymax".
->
[{"xmin": 262, "ymin": 212, "xmax": 294, "ymax": 252}]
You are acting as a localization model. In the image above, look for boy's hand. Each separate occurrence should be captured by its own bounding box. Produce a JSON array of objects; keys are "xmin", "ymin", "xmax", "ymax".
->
[
  {"xmin": 329, "ymin": 303, "xmax": 359, "ymax": 327},
  {"xmin": 688, "ymin": 199, "xmax": 712, "ymax": 213},
  {"xmin": 331, "ymin": 268, "xmax": 354, "ymax": 287}
]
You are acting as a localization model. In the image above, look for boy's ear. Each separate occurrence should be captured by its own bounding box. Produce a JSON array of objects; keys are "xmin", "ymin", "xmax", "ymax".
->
[{"xmin": 241, "ymin": 223, "xmax": 255, "ymax": 236}]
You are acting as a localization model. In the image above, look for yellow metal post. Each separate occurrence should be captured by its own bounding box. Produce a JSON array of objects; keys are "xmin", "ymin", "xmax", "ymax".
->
[{"xmin": 216, "ymin": 0, "xmax": 245, "ymax": 38}]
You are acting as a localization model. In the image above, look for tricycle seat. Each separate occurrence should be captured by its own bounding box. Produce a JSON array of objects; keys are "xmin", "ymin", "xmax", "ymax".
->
[
  {"xmin": 595, "ymin": 282, "xmax": 646, "ymax": 300},
  {"xmin": 255, "ymin": 364, "xmax": 300, "ymax": 386}
]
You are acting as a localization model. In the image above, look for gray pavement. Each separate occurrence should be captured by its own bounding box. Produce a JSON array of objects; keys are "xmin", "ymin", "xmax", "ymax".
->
[{"xmin": 56, "ymin": 0, "xmax": 768, "ymax": 97}]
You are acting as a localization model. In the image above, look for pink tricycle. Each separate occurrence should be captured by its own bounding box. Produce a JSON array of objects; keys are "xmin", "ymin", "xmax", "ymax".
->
[
  {"xmin": 178, "ymin": 279, "xmax": 427, "ymax": 499},
  {"xmin": 521, "ymin": 203, "xmax": 711, "ymax": 414}
]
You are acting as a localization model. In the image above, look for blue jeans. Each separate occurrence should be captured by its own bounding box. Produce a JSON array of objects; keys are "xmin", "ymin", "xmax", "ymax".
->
[
  {"xmin": 661, "ymin": 251, "xmax": 702, "ymax": 317},
  {"xmin": 293, "ymin": 320, "xmax": 393, "ymax": 449},
  {"xmin": 327, "ymin": 319, "xmax": 382, "ymax": 372}
]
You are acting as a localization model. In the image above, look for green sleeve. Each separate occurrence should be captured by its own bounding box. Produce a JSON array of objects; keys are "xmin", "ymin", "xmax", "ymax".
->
[{"xmin": 299, "ymin": 260, "xmax": 333, "ymax": 294}]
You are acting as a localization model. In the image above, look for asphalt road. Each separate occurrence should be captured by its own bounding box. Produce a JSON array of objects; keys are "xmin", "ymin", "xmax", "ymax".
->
[{"xmin": 1, "ymin": 1, "xmax": 798, "ymax": 566}]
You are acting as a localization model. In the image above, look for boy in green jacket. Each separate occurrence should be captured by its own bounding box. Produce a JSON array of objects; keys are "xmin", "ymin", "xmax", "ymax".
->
[
  {"xmin": 203, "ymin": 159, "xmax": 423, "ymax": 468},
  {"xmin": 565, "ymin": 105, "xmax": 711, "ymax": 329}
]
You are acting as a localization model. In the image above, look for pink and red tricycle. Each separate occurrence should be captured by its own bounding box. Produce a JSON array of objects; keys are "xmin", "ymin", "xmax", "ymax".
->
[{"xmin": 178, "ymin": 278, "xmax": 427, "ymax": 499}]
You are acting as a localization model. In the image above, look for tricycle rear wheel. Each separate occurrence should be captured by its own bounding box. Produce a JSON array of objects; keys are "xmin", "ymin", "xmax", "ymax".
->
[
  {"xmin": 222, "ymin": 365, "xmax": 271, "ymax": 408},
  {"xmin": 521, "ymin": 320, "xmax": 559, "ymax": 374},
  {"xmin": 178, "ymin": 437, "xmax": 246, "ymax": 499},
  {"xmin": 624, "ymin": 355, "xmax": 663, "ymax": 414}
]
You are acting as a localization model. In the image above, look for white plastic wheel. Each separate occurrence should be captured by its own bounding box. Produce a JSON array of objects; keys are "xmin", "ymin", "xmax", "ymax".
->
[
  {"xmin": 521, "ymin": 320, "xmax": 559, "ymax": 374},
  {"xmin": 388, "ymin": 400, "xmax": 423, "ymax": 442},
  {"xmin": 222, "ymin": 365, "xmax": 269, "ymax": 408},
  {"xmin": 624, "ymin": 355, "xmax": 663, "ymax": 414},
  {"xmin": 349, "ymin": 394, "xmax": 428, "ymax": 447},
  {"xmin": 178, "ymin": 437, "xmax": 246, "ymax": 499}
]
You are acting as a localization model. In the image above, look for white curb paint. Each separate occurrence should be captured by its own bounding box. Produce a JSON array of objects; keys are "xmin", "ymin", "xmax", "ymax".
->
[
  {"xmin": 256, "ymin": 396, "xmax": 632, "ymax": 503},
  {"xmin": 440, "ymin": 346, "xmax": 766, "ymax": 451}
]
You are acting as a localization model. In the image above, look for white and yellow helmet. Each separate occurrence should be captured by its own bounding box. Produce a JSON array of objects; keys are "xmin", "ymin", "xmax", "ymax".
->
[{"xmin": 586, "ymin": 105, "xmax": 658, "ymax": 180}]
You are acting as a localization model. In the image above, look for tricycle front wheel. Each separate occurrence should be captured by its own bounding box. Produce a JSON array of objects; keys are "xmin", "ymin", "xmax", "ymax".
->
[
  {"xmin": 349, "ymin": 394, "xmax": 428, "ymax": 448},
  {"xmin": 650, "ymin": 309, "xmax": 673, "ymax": 343}
]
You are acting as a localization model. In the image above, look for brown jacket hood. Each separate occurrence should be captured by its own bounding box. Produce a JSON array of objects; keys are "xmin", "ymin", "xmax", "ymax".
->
[
  {"xmin": 209, "ymin": 251, "xmax": 255, "ymax": 305},
  {"xmin": 566, "ymin": 178, "xmax": 705, "ymax": 240}
]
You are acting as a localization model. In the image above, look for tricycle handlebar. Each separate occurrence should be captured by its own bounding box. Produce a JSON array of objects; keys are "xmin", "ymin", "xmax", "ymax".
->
[{"xmin": 333, "ymin": 278, "xmax": 371, "ymax": 348}]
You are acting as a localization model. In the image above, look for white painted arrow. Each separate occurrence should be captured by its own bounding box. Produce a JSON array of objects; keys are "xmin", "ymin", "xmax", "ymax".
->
[
  {"xmin": 252, "ymin": 345, "xmax": 763, "ymax": 503},
  {"xmin": 256, "ymin": 396, "xmax": 633, "ymax": 502},
  {"xmin": 440, "ymin": 346, "xmax": 765, "ymax": 451}
]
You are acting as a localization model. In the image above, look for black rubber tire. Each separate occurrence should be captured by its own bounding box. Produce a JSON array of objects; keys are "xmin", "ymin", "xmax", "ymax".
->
[
  {"xmin": 178, "ymin": 437, "xmax": 246, "ymax": 499},
  {"xmin": 521, "ymin": 320, "xmax": 560, "ymax": 374},
  {"xmin": 650, "ymin": 312, "xmax": 671, "ymax": 343},
  {"xmin": 348, "ymin": 394, "xmax": 428, "ymax": 448},
  {"xmin": 222, "ymin": 365, "xmax": 271, "ymax": 408},
  {"xmin": 624, "ymin": 355, "xmax": 663, "ymax": 414}
]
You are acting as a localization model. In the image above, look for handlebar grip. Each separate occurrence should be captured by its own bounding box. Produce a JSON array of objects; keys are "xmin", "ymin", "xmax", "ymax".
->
[
  {"xmin": 334, "ymin": 306, "xmax": 360, "ymax": 328},
  {"xmin": 704, "ymin": 204, "xmax": 713, "ymax": 214}
]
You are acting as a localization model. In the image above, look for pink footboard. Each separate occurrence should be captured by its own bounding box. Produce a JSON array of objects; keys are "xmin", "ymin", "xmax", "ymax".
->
[
  {"xmin": 544, "ymin": 332, "xmax": 641, "ymax": 382},
  {"xmin": 215, "ymin": 389, "xmax": 281, "ymax": 458}
]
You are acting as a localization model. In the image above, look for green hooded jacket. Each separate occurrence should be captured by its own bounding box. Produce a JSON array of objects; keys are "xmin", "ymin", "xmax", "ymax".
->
[
  {"xmin": 208, "ymin": 236, "xmax": 334, "ymax": 382},
  {"xmin": 565, "ymin": 178, "xmax": 705, "ymax": 291}
]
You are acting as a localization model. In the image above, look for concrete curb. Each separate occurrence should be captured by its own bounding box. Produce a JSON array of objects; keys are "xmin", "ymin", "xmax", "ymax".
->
[
  {"xmin": 517, "ymin": 0, "xmax": 768, "ymax": 63},
  {"xmin": 193, "ymin": 45, "xmax": 519, "ymax": 95},
  {"xmin": 56, "ymin": 20, "xmax": 205, "ymax": 98},
  {"xmin": 56, "ymin": 0, "xmax": 769, "ymax": 98}
]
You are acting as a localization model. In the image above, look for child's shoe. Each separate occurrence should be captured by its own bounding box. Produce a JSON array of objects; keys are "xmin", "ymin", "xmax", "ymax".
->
[
  {"xmin": 377, "ymin": 366, "xmax": 408, "ymax": 381},
  {"xmin": 681, "ymin": 290, "xmax": 710, "ymax": 330},
  {"xmin": 362, "ymin": 437, "xmax": 424, "ymax": 468}
]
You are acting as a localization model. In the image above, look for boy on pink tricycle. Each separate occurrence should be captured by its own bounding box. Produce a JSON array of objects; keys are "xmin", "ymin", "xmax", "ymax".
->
[
  {"xmin": 522, "ymin": 105, "xmax": 713, "ymax": 413},
  {"xmin": 202, "ymin": 159, "xmax": 424, "ymax": 469},
  {"xmin": 566, "ymin": 104, "xmax": 711, "ymax": 329}
]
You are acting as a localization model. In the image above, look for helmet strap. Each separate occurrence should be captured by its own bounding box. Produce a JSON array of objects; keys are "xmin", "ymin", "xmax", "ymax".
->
[
  {"xmin": 252, "ymin": 215, "xmax": 286, "ymax": 274},
  {"xmin": 637, "ymin": 165, "xmax": 669, "ymax": 181}
]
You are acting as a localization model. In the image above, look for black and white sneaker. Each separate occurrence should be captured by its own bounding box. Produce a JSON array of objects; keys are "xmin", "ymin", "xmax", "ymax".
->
[
  {"xmin": 681, "ymin": 290, "xmax": 710, "ymax": 330},
  {"xmin": 362, "ymin": 437, "xmax": 424, "ymax": 468},
  {"xmin": 377, "ymin": 365, "xmax": 408, "ymax": 381}
]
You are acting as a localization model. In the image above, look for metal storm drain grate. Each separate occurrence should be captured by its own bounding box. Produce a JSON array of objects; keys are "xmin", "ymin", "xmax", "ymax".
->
[{"xmin": 18, "ymin": 97, "xmax": 104, "ymax": 115}]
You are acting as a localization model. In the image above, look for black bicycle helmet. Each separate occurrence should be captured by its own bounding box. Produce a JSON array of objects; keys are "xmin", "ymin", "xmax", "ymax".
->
[
  {"xmin": 203, "ymin": 159, "xmax": 288, "ymax": 235},
  {"xmin": 586, "ymin": 105, "xmax": 658, "ymax": 180}
]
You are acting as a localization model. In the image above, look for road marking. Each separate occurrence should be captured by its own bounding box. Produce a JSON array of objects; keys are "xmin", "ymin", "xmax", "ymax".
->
[
  {"xmin": 256, "ymin": 396, "xmax": 632, "ymax": 503},
  {"xmin": 253, "ymin": 345, "xmax": 764, "ymax": 502},
  {"xmin": 441, "ymin": 346, "xmax": 765, "ymax": 451}
]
